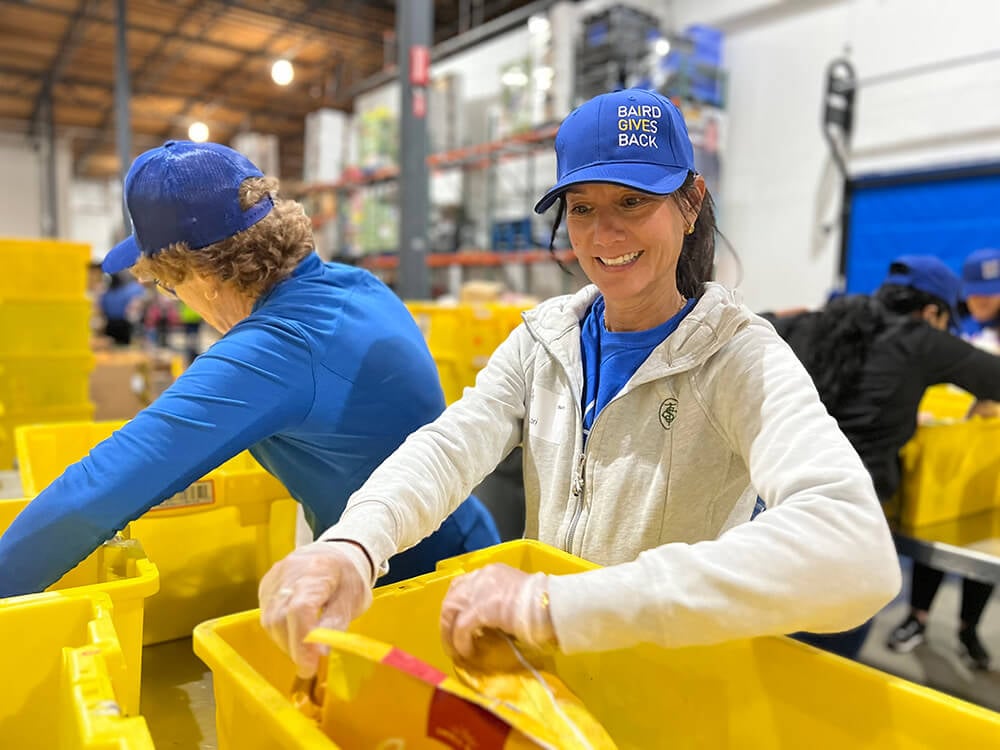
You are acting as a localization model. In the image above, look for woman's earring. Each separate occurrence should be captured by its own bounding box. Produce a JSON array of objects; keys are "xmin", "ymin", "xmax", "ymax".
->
[
  {"xmin": 205, "ymin": 288, "xmax": 219, "ymax": 302},
  {"xmin": 685, "ymin": 223, "xmax": 696, "ymax": 236}
]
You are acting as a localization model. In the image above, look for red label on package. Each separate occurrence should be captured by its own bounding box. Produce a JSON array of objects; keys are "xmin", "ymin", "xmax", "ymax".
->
[{"xmin": 427, "ymin": 688, "xmax": 512, "ymax": 749}]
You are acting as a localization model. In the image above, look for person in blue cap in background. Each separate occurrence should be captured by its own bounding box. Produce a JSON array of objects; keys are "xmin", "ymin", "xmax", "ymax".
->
[
  {"xmin": 98, "ymin": 270, "xmax": 146, "ymax": 345},
  {"xmin": 765, "ymin": 255, "xmax": 1000, "ymax": 666},
  {"xmin": 880, "ymin": 249, "xmax": 1000, "ymax": 669},
  {"xmin": 0, "ymin": 140, "xmax": 499, "ymax": 603},
  {"xmin": 259, "ymin": 88, "xmax": 901, "ymax": 678},
  {"xmin": 961, "ymin": 248, "xmax": 1000, "ymax": 351}
]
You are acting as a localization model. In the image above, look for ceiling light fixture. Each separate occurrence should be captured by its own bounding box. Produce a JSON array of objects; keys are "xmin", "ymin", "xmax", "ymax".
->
[
  {"xmin": 271, "ymin": 59, "xmax": 295, "ymax": 86},
  {"xmin": 188, "ymin": 121, "xmax": 209, "ymax": 142}
]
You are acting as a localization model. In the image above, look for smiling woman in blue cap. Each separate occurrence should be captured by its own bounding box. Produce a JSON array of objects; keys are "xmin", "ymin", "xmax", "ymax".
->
[
  {"xmin": 0, "ymin": 140, "xmax": 500, "ymax": 607},
  {"xmin": 260, "ymin": 88, "xmax": 902, "ymax": 677}
]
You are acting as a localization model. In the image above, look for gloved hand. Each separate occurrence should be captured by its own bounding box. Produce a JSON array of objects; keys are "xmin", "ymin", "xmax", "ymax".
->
[
  {"xmin": 259, "ymin": 540, "xmax": 374, "ymax": 678},
  {"xmin": 440, "ymin": 563, "xmax": 557, "ymax": 664}
]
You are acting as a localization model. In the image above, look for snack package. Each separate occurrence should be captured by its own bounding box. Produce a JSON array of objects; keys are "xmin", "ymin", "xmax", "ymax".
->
[{"xmin": 297, "ymin": 629, "xmax": 617, "ymax": 749}]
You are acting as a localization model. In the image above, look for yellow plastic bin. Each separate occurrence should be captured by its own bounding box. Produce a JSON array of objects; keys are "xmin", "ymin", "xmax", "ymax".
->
[
  {"xmin": 0, "ymin": 297, "xmax": 93, "ymax": 356},
  {"xmin": 406, "ymin": 302, "xmax": 477, "ymax": 404},
  {"xmin": 0, "ymin": 591, "xmax": 155, "ymax": 749},
  {"xmin": 917, "ymin": 384, "xmax": 976, "ymax": 422},
  {"xmin": 0, "ymin": 352, "xmax": 95, "ymax": 410},
  {"xmin": 898, "ymin": 418, "xmax": 1000, "ymax": 526},
  {"xmin": 0, "ymin": 402, "xmax": 96, "ymax": 469},
  {"xmin": 194, "ymin": 540, "xmax": 1000, "ymax": 750},
  {"xmin": 0, "ymin": 238, "xmax": 90, "ymax": 298},
  {"xmin": 0, "ymin": 524, "xmax": 159, "ymax": 724},
  {"xmin": 16, "ymin": 419, "xmax": 297, "ymax": 644}
]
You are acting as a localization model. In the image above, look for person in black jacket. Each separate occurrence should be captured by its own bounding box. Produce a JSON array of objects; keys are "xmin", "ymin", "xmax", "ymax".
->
[
  {"xmin": 766, "ymin": 255, "xmax": 1000, "ymax": 666},
  {"xmin": 882, "ymin": 250, "xmax": 1000, "ymax": 669}
]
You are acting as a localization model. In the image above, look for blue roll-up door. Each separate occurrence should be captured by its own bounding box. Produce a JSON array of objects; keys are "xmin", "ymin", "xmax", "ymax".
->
[{"xmin": 845, "ymin": 163, "xmax": 1000, "ymax": 294}]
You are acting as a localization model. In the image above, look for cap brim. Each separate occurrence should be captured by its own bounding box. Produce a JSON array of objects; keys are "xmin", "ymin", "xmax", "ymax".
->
[
  {"xmin": 963, "ymin": 278, "xmax": 1000, "ymax": 297},
  {"xmin": 533, "ymin": 163, "xmax": 691, "ymax": 214},
  {"xmin": 101, "ymin": 235, "xmax": 142, "ymax": 274}
]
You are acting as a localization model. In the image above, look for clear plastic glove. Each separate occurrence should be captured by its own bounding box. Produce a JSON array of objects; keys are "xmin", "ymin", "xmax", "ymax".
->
[
  {"xmin": 440, "ymin": 563, "xmax": 557, "ymax": 665},
  {"xmin": 259, "ymin": 540, "xmax": 374, "ymax": 678}
]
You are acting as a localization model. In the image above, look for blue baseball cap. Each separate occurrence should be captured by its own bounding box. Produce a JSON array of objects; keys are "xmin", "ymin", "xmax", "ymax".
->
[
  {"xmin": 533, "ymin": 88, "xmax": 696, "ymax": 214},
  {"xmin": 883, "ymin": 254, "xmax": 962, "ymax": 328},
  {"xmin": 102, "ymin": 140, "xmax": 274, "ymax": 274},
  {"xmin": 962, "ymin": 248, "xmax": 1000, "ymax": 297}
]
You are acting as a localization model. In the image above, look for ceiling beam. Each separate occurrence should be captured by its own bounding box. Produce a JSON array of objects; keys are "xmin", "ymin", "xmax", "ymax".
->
[
  {"xmin": 207, "ymin": 0, "xmax": 390, "ymax": 45},
  {"xmin": 28, "ymin": 0, "xmax": 99, "ymax": 131},
  {"xmin": 154, "ymin": 0, "xmax": 329, "ymax": 143},
  {"xmin": 0, "ymin": 63, "xmax": 337, "ymax": 122},
  {"xmin": 74, "ymin": 0, "xmax": 230, "ymax": 167},
  {"xmin": 0, "ymin": 0, "xmax": 341, "ymax": 72}
]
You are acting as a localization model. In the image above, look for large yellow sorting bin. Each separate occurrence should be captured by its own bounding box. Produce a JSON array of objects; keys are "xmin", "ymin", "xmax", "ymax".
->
[
  {"xmin": 898, "ymin": 418, "xmax": 1000, "ymax": 526},
  {"xmin": 0, "ymin": 498, "xmax": 159, "ymax": 717},
  {"xmin": 15, "ymin": 419, "xmax": 297, "ymax": 644},
  {"xmin": 0, "ymin": 591, "xmax": 155, "ymax": 749},
  {"xmin": 194, "ymin": 540, "xmax": 1000, "ymax": 750}
]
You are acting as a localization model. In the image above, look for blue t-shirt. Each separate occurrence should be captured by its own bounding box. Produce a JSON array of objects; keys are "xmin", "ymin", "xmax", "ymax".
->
[
  {"xmin": 99, "ymin": 281, "xmax": 146, "ymax": 320},
  {"xmin": 580, "ymin": 295, "xmax": 697, "ymax": 441},
  {"xmin": 0, "ymin": 253, "xmax": 498, "ymax": 595}
]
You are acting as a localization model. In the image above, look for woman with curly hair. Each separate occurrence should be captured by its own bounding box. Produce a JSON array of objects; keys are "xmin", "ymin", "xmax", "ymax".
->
[{"xmin": 0, "ymin": 140, "xmax": 499, "ymax": 601}]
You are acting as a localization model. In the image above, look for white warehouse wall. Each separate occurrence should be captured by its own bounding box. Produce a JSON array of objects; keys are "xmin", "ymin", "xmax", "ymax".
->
[
  {"xmin": 0, "ymin": 132, "xmax": 71, "ymax": 243},
  {"xmin": 692, "ymin": 0, "xmax": 1000, "ymax": 310}
]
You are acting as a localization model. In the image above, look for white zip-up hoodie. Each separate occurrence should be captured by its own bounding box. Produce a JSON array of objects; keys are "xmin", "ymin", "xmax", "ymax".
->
[{"xmin": 324, "ymin": 283, "xmax": 901, "ymax": 653}]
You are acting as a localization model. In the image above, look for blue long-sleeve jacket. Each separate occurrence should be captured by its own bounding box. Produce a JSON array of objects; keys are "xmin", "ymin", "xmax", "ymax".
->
[{"xmin": 0, "ymin": 253, "xmax": 498, "ymax": 595}]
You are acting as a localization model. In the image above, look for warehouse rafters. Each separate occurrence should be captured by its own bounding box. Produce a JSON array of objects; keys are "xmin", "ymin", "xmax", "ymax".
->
[{"xmin": 0, "ymin": 0, "xmax": 537, "ymax": 178}]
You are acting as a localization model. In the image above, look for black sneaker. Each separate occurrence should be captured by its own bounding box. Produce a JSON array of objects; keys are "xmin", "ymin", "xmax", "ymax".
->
[
  {"xmin": 958, "ymin": 627, "xmax": 991, "ymax": 671},
  {"xmin": 887, "ymin": 614, "xmax": 925, "ymax": 653}
]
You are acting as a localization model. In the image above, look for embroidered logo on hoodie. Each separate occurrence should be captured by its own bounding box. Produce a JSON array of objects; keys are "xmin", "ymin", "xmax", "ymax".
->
[{"xmin": 659, "ymin": 398, "xmax": 678, "ymax": 430}]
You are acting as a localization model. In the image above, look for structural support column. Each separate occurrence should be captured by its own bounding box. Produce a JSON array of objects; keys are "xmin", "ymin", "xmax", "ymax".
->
[
  {"xmin": 115, "ymin": 0, "xmax": 133, "ymax": 230},
  {"xmin": 40, "ymin": 88, "xmax": 59, "ymax": 237},
  {"xmin": 396, "ymin": 0, "xmax": 432, "ymax": 299}
]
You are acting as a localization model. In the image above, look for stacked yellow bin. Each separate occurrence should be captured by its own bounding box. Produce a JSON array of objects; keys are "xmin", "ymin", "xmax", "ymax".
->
[
  {"xmin": 0, "ymin": 238, "xmax": 95, "ymax": 467},
  {"xmin": 406, "ymin": 302, "xmax": 531, "ymax": 404}
]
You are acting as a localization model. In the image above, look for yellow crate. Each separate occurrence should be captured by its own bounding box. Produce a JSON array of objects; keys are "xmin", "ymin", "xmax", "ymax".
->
[
  {"xmin": 406, "ymin": 302, "xmax": 533, "ymax": 404},
  {"xmin": 917, "ymin": 384, "xmax": 976, "ymax": 422},
  {"xmin": 0, "ymin": 353, "xmax": 94, "ymax": 411},
  {"xmin": 194, "ymin": 540, "xmax": 1000, "ymax": 750},
  {"xmin": 899, "ymin": 419, "xmax": 1000, "ymax": 527},
  {"xmin": 0, "ymin": 298, "xmax": 93, "ymax": 356},
  {"xmin": 16, "ymin": 419, "xmax": 297, "ymax": 644},
  {"xmin": 0, "ymin": 402, "xmax": 96, "ymax": 469},
  {"xmin": 406, "ymin": 302, "xmax": 466, "ymax": 355},
  {"xmin": 0, "ymin": 499, "xmax": 159, "ymax": 716},
  {"xmin": 0, "ymin": 591, "xmax": 155, "ymax": 749},
  {"xmin": 0, "ymin": 237, "xmax": 90, "ymax": 298}
]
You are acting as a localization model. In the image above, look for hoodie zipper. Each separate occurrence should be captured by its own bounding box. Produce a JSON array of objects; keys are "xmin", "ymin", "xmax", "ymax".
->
[
  {"xmin": 563, "ymin": 451, "xmax": 587, "ymax": 552},
  {"xmin": 522, "ymin": 318, "xmax": 589, "ymax": 555}
]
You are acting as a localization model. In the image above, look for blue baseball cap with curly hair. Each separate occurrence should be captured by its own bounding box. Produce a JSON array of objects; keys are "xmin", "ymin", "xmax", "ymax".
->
[
  {"xmin": 102, "ymin": 140, "xmax": 273, "ymax": 274},
  {"xmin": 534, "ymin": 87, "xmax": 696, "ymax": 214}
]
